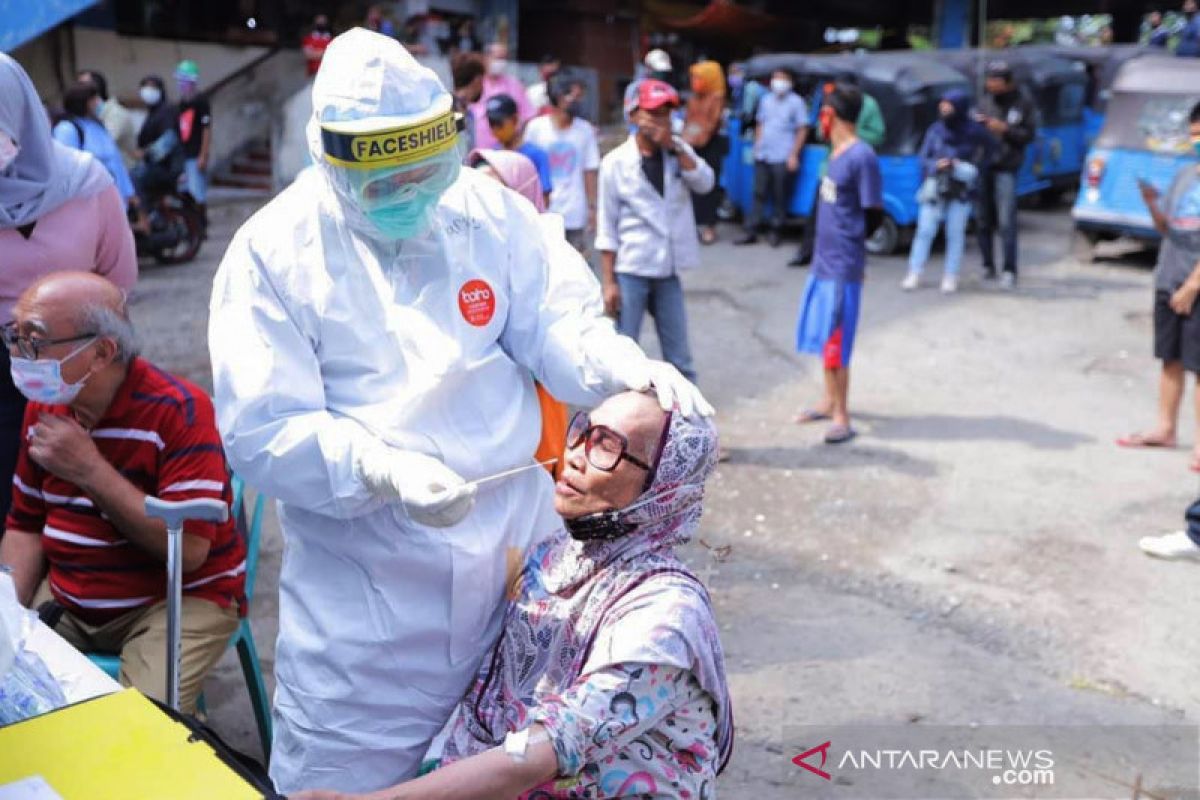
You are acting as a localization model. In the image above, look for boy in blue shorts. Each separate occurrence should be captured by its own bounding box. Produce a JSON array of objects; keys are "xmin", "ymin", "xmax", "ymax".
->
[{"xmin": 794, "ymin": 83, "xmax": 883, "ymax": 444}]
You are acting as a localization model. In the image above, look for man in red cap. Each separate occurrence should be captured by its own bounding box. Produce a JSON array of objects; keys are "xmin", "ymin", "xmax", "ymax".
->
[{"xmin": 595, "ymin": 79, "xmax": 714, "ymax": 384}]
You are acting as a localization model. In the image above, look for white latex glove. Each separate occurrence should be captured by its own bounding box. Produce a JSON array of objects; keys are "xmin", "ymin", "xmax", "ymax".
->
[
  {"xmin": 618, "ymin": 359, "xmax": 715, "ymax": 418},
  {"xmin": 355, "ymin": 446, "xmax": 477, "ymax": 528}
]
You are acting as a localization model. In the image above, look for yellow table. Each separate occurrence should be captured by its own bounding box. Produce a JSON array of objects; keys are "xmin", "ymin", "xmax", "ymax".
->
[{"xmin": 0, "ymin": 688, "xmax": 262, "ymax": 799}]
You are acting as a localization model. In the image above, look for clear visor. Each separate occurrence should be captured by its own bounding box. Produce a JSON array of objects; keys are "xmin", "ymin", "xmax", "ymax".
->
[{"xmin": 334, "ymin": 145, "xmax": 462, "ymax": 212}]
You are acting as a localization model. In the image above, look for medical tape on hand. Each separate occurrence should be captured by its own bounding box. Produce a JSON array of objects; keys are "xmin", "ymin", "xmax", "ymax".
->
[
  {"xmin": 501, "ymin": 727, "xmax": 551, "ymax": 764},
  {"xmin": 320, "ymin": 111, "xmax": 465, "ymax": 169}
]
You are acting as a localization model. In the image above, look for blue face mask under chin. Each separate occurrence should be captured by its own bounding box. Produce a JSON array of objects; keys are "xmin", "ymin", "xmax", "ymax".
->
[{"xmin": 1193, "ymin": 140, "xmax": 1200, "ymax": 159}]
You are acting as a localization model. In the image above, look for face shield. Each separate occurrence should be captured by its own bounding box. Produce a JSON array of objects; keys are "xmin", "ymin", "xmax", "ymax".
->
[{"xmin": 319, "ymin": 98, "xmax": 464, "ymax": 240}]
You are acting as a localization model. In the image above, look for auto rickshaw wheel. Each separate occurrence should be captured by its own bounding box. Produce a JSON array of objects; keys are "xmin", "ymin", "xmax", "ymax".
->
[{"xmin": 866, "ymin": 215, "xmax": 899, "ymax": 256}]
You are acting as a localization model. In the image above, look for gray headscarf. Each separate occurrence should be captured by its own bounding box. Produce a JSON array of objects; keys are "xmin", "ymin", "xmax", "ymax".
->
[{"xmin": 0, "ymin": 52, "xmax": 112, "ymax": 229}]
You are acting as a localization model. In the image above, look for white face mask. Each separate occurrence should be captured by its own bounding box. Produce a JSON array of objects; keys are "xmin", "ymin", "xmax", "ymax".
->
[
  {"xmin": 10, "ymin": 337, "xmax": 96, "ymax": 405},
  {"xmin": 487, "ymin": 58, "xmax": 508, "ymax": 76},
  {"xmin": 0, "ymin": 133, "xmax": 17, "ymax": 171},
  {"xmin": 770, "ymin": 78, "xmax": 792, "ymax": 96},
  {"xmin": 139, "ymin": 85, "xmax": 162, "ymax": 106}
]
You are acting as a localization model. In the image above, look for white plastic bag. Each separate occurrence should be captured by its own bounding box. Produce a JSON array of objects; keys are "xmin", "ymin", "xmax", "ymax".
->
[
  {"xmin": 0, "ymin": 571, "xmax": 66, "ymax": 725},
  {"xmin": 0, "ymin": 570, "xmax": 21, "ymax": 680}
]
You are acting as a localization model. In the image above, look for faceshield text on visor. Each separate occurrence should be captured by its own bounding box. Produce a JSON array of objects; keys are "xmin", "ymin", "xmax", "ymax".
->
[{"xmin": 320, "ymin": 108, "xmax": 464, "ymax": 239}]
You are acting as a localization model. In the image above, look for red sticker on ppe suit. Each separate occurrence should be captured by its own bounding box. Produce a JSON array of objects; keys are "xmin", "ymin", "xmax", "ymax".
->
[{"xmin": 458, "ymin": 279, "xmax": 496, "ymax": 327}]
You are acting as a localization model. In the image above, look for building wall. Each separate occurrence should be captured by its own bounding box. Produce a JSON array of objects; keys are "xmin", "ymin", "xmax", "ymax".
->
[
  {"xmin": 71, "ymin": 27, "xmax": 272, "ymax": 106},
  {"xmin": 519, "ymin": 1, "xmax": 638, "ymax": 123},
  {"xmin": 10, "ymin": 32, "xmax": 67, "ymax": 101}
]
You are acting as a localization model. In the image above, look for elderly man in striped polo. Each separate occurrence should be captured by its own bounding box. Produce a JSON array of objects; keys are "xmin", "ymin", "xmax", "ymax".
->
[{"xmin": 0, "ymin": 272, "xmax": 244, "ymax": 713}]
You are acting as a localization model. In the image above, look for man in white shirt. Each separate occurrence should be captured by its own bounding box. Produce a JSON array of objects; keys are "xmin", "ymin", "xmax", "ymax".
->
[
  {"xmin": 523, "ymin": 73, "xmax": 600, "ymax": 255},
  {"xmin": 596, "ymin": 80, "xmax": 714, "ymax": 383}
]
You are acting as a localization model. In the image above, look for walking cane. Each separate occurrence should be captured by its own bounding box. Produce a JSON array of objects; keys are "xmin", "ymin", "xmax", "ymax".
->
[{"xmin": 144, "ymin": 496, "xmax": 229, "ymax": 712}]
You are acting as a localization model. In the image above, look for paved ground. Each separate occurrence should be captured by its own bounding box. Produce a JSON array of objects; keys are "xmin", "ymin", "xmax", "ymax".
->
[{"xmin": 130, "ymin": 194, "xmax": 1199, "ymax": 796}]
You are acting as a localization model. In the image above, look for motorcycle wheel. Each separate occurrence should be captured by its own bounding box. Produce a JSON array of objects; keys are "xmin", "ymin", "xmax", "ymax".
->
[{"xmin": 150, "ymin": 205, "xmax": 203, "ymax": 265}]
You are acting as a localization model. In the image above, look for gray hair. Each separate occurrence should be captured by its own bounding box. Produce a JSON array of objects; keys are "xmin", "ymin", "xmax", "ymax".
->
[{"xmin": 76, "ymin": 302, "xmax": 140, "ymax": 364}]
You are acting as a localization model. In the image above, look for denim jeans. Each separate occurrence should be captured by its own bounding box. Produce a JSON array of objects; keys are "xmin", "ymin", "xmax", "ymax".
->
[
  {"xmin": 907, "ymin": 199, "xmax": 973, "ymax": 277},
  {"xmin": 975, "ymin": 169, "xmax": 1018, "ymax": 275},
  {"xmin": 616, "ymin": 273, "xmax": 697, "ymax": 382},
  {"xmin": 182, "ymin": 157, "xmax": 208, "ymax": 203}
]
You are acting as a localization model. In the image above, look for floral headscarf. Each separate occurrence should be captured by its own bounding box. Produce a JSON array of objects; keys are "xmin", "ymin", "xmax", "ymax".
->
[
  {"xmin": 542, "ymin": 409, "xmax": 718, "ymax": 593},
  {"xmin": 439, "ymin": 408, "xmax": 734, "ymax": 775}
]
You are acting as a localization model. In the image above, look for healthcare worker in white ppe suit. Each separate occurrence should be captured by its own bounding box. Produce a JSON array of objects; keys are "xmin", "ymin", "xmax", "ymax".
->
[{"xmin": 207, "ymin": 28, "xmax": 713, "ymax": 795}]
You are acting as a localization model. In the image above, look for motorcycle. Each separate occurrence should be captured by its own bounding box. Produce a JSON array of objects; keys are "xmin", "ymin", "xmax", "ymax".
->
[{"xmin": 130, "ymin": 188, "xmax": 204, "ymax": 266}]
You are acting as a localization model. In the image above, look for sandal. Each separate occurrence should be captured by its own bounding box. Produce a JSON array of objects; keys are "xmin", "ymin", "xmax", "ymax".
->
[
  {"xmin": 1116, "ymin": 432, "xmax": 1177, "ymax": 449},
  {"xmin": 700, "ymin": 227, "xmax": 718, "ymax": 246},
  {"xmin": 795, "ymin": 409, "xmax": 831, "ymax": 424},
  {"xmin": 824, "ymin": 424, "xmax": 857, "ymax": 445}
]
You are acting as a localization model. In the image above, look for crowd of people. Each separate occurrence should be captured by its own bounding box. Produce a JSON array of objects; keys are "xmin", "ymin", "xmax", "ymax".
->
[
  {"xmin": 38, "ymin": 59, "xmax": 215, "ymax": 237},
  {"xmin": 1141, "ymin": 0, "xmax": 1200, "ymax": 54},
  {"xmin": 6, "ymin": 4, "xmax": 1200, "ymax": 796},
  {"xmin": 0, "ymin": 26, "xmax": 736, "ymax": 800}
]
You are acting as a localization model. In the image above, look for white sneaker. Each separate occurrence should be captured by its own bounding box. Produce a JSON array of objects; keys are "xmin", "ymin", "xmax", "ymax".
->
[
  {"xmin": 940, "ymin": 275, "xmax": 958, "ymax": 294},
  {"xmin": 999, "ymin": 271, "xmax": 1016, "ymax": 290},
  {"xmin": 901, "ymin": 272, "xmax": 921, "ymax": 291},
  {"xmin": 1139, "ymin": 530, "xmax": 1200, "ymax": 560}
]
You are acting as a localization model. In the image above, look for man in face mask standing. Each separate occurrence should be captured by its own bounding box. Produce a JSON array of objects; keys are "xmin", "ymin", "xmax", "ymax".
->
[
  {"xmin": 208, "ymin": 28, "xmax": 712, "ymax": 795},
  {"xmin": 523, "ymin": 74, "xmax": 600, "ymax": 256},
  {"xmin": 974, "ymin": 61, "xmax": 1036, "ymax": 288},
  {"xmin": 735, "ymin": 68, "xmax": 808, "ymax": 248},
  {"xmin": 468, "ymin": 41, "xmax": 533, "ymax": 149},
  {"xmin": 302, "ymin": 14, "xmax": 334, "ymax": 77},
  {"xmin": 598, "ymin": 80, "xmax": 713, "ymax": 384}
]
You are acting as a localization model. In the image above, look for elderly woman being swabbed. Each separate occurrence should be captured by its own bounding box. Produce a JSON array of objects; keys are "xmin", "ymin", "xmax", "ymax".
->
[{"xmin": 296, "ymin": 390, "xmax": 734, "ymax": 799}]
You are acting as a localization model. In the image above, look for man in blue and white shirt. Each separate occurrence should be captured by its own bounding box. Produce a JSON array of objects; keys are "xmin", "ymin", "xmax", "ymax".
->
[
  {"xmin": 735, "ymin": 68, "xmax": 808, "ymax": 248},
  {"xmin": 597, "ymin": 80, "xmax": 714, "ymax": 382}
]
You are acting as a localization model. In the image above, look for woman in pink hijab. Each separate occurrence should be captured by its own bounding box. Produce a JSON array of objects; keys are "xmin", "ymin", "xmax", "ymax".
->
[
  {"xmin": 471, "ymin": 148, "xmax": 567, "ymax": 478},
  {"xmin": 470, "ymin": 148, "xmax": 546, "ymax": 211}
]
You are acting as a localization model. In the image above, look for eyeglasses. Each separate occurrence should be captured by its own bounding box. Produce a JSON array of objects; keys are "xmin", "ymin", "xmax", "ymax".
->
[
  {"xmin": 566, "ymin": 411, "xmax": 652, "ymax": 473},
  {"xmin": 1, "ymin": 323, "xmax": 96, "ymax": 360}
]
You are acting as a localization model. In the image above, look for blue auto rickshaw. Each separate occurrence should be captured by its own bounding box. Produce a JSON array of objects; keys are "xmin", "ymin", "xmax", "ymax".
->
[
  {"xmin": 727, "ymin": 51, "xmax": 969, "ymax": 254},
  {"xmin": 939, "ymin": 49, "xmax": 1088, "ymax": 202},
  {"xmin": 723, "ymin": 52, "xmax": 830, "ymax": 224},
  {"xmin": 1072, "ymin": 55, "xmax": 1200, "ymax": 250},
  {"xmin": 1029, "ymin": 45, "xmax": 1149, "ymax": 148}
]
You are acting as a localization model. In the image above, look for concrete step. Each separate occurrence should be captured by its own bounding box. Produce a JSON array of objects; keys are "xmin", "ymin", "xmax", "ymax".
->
[
  {"xmin": 230, "ymin": 159, "xmax": 272, "ymax": 177},
  {"xmin": 207, "ymin": 184, "xmax": 273, "ymax": 202},
  {"xmin": 212, "ymin": 172, "xmax": 272, "ymax": 191}
]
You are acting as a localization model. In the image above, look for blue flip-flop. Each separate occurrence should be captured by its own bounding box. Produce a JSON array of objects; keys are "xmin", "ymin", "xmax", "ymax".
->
[
  {"xmin": 823, "ymin": 424, "xmax": 857, "ymax": 445},
  {"xmin": 795, "ymin": 409, "xmax": 831, "ymax": 424}
]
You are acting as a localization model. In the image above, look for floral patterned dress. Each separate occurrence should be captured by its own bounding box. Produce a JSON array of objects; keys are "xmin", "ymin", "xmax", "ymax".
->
[{"xmin": 432, "ymin": 411, "xmax": 733, "ymax": 799}]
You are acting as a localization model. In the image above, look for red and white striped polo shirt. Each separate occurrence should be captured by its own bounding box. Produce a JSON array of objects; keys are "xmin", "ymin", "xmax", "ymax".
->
[{"xmin": 7, "ymin": 357, "xmax": 246, "ymax": 624}]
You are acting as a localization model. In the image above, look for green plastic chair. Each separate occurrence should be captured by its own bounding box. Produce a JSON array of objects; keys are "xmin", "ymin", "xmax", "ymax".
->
[{"xmin": 86, "ymin": 474, "xmax": 273, "ymax": 761}]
